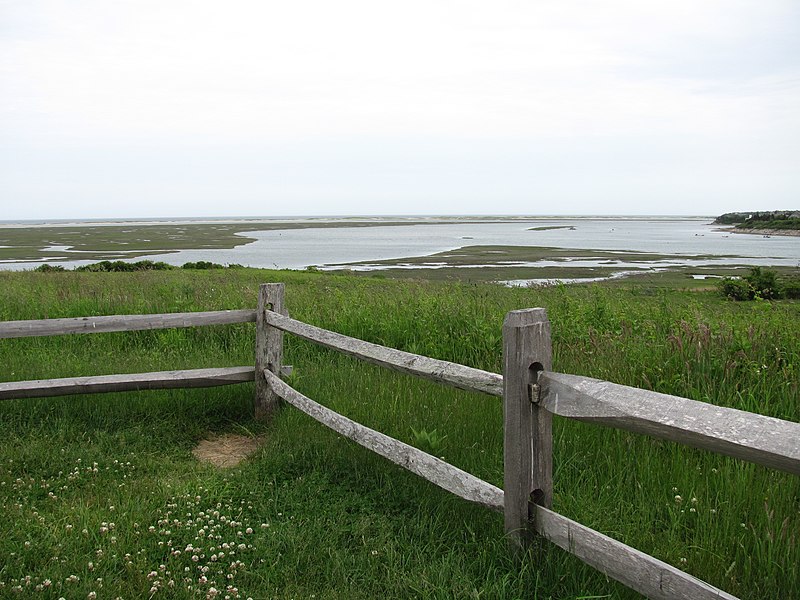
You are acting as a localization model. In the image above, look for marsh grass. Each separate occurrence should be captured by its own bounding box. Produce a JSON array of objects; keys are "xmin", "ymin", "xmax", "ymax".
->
[{"xmin": 0, "ymin": 269, "xmax": 797, "ymax": 598}]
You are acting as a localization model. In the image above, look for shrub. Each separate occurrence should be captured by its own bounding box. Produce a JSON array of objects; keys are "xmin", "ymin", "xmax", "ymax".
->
[
  {"xmin": 745, "ymin": 266, "xmax": 781, "ymax": 299},
  {"xmin": 181, "ymin": 261, "xmax": 225, "ymax": 270},
  {"xmin": 718, "ymin": 267, "xmax": 799, "ymax": 300},
  {"xmin": 76, "ymin": 261, "xmax": 133, "ymax": 272},
  {"xmin": 782, "ymin": 278, "xmax": 800, "ymax": 299},
  {"xmin": 75, "ymin": 260, "xmax": 174, "ymax": 272},
  {"xmin": 33, "ymin": 264, "xmax": 67, "ymax": 272},
  {"xmin": 718, "ymin": 277, "xmax": 753, "ymax": 300}
]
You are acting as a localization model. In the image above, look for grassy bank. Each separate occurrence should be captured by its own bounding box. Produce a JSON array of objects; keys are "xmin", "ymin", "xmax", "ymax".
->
[{"xmin": 0, "ymin": 269, "xmax": 798, "ymax": 598}]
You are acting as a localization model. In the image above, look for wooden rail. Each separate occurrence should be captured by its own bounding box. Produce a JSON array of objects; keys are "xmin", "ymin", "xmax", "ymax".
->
[
  {"xmin": 532, "ymin": 505, "xmax": 737, "ymax": 600},
  {"xmin": 537, "ymin": 372, "xmax": 800, "ymax": 475},
  {"xmin": 264, "ymin": 310, "xmax": 503, "ymax": 397},
  {"xmin": 263, "ymin": 369, "xmax": 504, "ymax": 512},
  {"xmin": 0, "ymin": 367, "xmax": 255, "ymax": 400},
  {"xmin": 0, "ymin": 309, "xmax": 257, "ymax": 339}
]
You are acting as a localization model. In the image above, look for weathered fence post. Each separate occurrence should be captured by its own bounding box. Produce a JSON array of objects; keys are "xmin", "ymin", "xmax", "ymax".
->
[
  {"xmin": 503, "ymin": 308, "xmax": 553, "ymax": 549},
  {"xmin": 255, "ymin": 283, "xmax": 286, "ymax": 421}
]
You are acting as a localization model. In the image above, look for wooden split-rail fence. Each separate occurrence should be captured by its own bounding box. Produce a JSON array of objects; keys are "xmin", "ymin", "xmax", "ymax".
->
[{"xmin": 2, "ymin": 283, "xmax": 798, "ymax": 600}]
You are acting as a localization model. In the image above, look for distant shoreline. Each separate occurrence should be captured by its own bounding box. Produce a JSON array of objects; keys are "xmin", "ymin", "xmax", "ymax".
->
[{"xmin": 721, "ymin": 227, "xmax": 800, "ymax": 238}]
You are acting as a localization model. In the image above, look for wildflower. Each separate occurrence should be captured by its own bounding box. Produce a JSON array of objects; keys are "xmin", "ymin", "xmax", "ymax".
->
[{"xmin": 674, "ymin": 495, "xmax": 683, "ymax": 504}]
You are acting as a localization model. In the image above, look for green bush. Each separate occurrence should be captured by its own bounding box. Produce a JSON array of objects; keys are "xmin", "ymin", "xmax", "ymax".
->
[
  {"xmin": 718, "ymin": 276, "xmax": 753, "ymax": 300},
  {"xmin": 181, "ymin": 261, "xmax": 225, "ymax": 270},
  {"xmin": 783, "ymin": 278, "xmax": 800, "ymax": 299},
  {"xmin": 718, "ymin": 267, "xmax": 799, "ymax": 300},
  {"xmin": 75, "ymin": 260, "xmax": 174, "ymax": 272},
  {"xmin": 33, "ymin": 264, "xmax": 66, "ymax": 272},
  {"xmin": 745, "ymin": 266, "xmax": 781, "ymax": 299}
]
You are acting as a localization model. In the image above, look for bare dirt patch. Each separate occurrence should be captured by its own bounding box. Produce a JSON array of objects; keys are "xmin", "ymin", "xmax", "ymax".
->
[{"xmin": 192, "ymin": 434, "xmax": 265, "ymax": 468}]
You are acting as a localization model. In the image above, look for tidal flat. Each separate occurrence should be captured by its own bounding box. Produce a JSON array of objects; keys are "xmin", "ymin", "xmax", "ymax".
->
[
  {"xmin": 2, "ymin": 217, "xmax": 797, "ymax": 285},
  {"xmin": 324, "ymin": 244, "xmax": 771, "ymax": 284},
  {"xmin": 0, "ymin": 219, "xmax": 437, "ymax": 262}
]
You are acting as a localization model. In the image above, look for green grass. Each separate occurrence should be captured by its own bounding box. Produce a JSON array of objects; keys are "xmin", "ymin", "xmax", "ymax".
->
[{"xmin": 0, "ymin": 269, "xmax": 798, "ymax": 598}]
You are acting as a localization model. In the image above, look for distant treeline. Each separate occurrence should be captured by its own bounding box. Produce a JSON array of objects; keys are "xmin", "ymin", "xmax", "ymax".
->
[
  {"xmin": 34, "ymin": 260, "xmax": 244, "ymax": 273},
  {"xmin": 714, "ymin": 210, "xmax": 800, "ymax": 230}
]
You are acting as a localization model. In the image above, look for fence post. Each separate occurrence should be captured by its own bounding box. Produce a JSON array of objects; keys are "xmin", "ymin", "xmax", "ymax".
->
[
  {"xmin": 503, "ymin": 308, "xmax": 553, "ymax": 549},
  {"xmin": 255, "ymin": 283, "xmax": 286, "ymax": 421}
]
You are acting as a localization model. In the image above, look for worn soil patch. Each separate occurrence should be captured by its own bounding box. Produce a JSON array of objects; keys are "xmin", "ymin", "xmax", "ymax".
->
[{"xmin": 192, "ymin": 434, "xmax": 265, "ymax": 468}]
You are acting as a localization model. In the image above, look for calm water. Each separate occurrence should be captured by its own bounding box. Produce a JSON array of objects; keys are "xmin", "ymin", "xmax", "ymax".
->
[
  {"xmin": 2, "ymin": 217, "xmax": 799, "ymax": 272},
  {"xmin": 137, "ymin": 217, "xmax": 799, "ymax": 270}
]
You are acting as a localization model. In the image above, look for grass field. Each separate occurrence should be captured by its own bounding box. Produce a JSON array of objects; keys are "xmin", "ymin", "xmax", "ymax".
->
[{"xmin": 0, "ymin": 268, "xmax": 798, "ymax": 598}]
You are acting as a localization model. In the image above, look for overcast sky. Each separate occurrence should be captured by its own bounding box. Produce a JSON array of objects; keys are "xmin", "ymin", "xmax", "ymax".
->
[{"xmin": 2, "ymin": 0, "xmax": 799, "ymax": 219}]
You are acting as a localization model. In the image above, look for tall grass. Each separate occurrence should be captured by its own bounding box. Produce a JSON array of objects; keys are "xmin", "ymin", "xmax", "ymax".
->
[{"xmin": 0, "ymin": 269, "xmax": 797, "ymax": 598}]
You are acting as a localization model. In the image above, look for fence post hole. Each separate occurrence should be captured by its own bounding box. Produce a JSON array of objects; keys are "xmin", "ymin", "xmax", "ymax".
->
[
  {"xmin": 503, "ymin": 308, "xmax": 553, "ymax": 550},
  {"xmin": 255, "ymin": 283, "xmax": 286, "ymax": 421}
]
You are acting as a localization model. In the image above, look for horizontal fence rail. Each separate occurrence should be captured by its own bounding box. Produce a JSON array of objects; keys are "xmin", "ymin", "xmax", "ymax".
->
[
  {"xmin": 538, "ymin": 372, "xmax": 800, "ymax": 475},
  {"xmin": 264, "ymin": 310, "xmax": 503, "ymax": 397},
  {"xmin": 262, "ymin": 369, "xmax": 504, "ymax": 512},
  {"xmin": 532, "ymin": 505, "xmax": 737, "ymax": 600},
  {"xmin": 0, "ymin": 309, "xmax": 257, "ymax": 339},
  {"xmin": 0, "ymin": 367, "xmax": 256, "ymax": 400}
]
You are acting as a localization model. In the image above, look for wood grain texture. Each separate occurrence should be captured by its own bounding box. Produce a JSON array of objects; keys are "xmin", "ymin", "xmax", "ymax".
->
[
  {"xmin": 539, "ymin": 371, "xmax": 800, "ymax": 475},
  {"xmin": 0, "ymin": 367, "xmax": 255, "ymax": 400},
  {"xmin": 0, "ymin": 310, "xmax": 257, "ymax": 339},
  {"xmin": 503, "ymin": 308, "xmax": 552, "ymax": 549},
  {"xmin": 533, "ymin": 505, "xmax": 738, "ymax": 600},
  {"xmin": 255, "ymin": 284, "xmax": 286, "ymax": 421},
  {"xmin": 264, "ymin": 311, "xmax": 503, "ymax": 397},
  {"xmin": 262, "ymin": 369, "xmax": 504, "ymax": 512}
]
